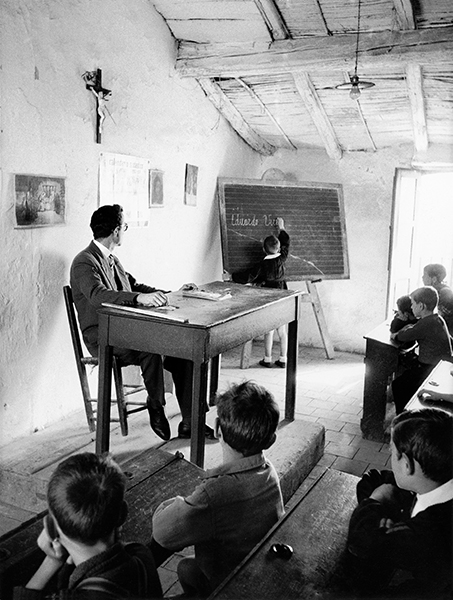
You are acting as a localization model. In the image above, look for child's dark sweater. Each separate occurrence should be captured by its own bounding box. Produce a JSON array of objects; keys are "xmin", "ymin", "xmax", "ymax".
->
[{"xmin": 233, "ymin": 230, "xmax": 290, "ymax": 290}]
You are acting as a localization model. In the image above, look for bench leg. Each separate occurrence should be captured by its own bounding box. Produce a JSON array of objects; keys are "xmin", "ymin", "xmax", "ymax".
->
[{"xmin": 241, "ymin": 340, "xmax": 253, "ymax": 369}]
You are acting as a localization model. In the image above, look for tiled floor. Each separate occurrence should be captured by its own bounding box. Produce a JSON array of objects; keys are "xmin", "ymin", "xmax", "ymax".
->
[{"xmin": 1, "ymin": 342, "xmax": 394, "ymax": 597}]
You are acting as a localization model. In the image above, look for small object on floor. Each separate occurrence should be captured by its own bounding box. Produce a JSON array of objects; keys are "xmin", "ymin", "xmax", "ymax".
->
[
  {"xmin": 147, "ymin": 403, "xmax": 171, "ymax": 441},
  {"xmin": 275, "ymin": 360, "xmax": 286, "ymax": 368},
  {"xmin": 259, "ymin": 359, "xmax": 272, "ymax": 368},
  {"xmin": 178, "ymin": 422, "xmax": 216, "ymax": 440}
]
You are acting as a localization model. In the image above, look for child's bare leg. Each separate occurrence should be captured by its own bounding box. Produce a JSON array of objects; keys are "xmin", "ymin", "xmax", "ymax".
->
[
  {"xmin": 275, "ymin": 325, "xmax": 287, "ymax": 367},
  {"xmin": 259, "ymin": 331, "xmax": 274, "ymax": 367}
]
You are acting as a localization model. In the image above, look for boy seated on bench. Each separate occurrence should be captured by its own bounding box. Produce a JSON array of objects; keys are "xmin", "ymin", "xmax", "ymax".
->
[
  {"xmin": 347, "ymin": 408, "xmax": 453, "ymax": 598},
  {"xmin": 151, "ymin": 381, "xmax": 284, "ymax": 598},
  {"xmin": 14, "ymin": 453, "xmax": 162, "ymax": 599}
]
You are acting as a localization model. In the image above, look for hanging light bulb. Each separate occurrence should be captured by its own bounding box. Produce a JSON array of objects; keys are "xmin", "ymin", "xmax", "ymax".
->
[
  {"xmin": 335, "ymin": 0, "xmax": 375, "ymax": 99},
  {"xmin": 349, "ymin": 75, "xmax": 361, "ymax": 100}
]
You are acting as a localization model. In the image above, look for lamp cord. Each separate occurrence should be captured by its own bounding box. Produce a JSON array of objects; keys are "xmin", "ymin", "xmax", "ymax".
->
[{"xmin": 354, "ymin": 0, "xmax": 361, "ymax": 78}]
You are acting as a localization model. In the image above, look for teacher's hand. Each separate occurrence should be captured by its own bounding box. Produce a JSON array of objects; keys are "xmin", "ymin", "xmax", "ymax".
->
[{"xmin": 136, "ymin": 291, "xmax": 168, "ymax": 307}]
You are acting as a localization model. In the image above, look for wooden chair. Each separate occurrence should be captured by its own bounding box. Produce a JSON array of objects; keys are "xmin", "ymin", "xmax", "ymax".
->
[{"xmin": 63, "ymin": 285, "xmax": 147, "ymax": 436}]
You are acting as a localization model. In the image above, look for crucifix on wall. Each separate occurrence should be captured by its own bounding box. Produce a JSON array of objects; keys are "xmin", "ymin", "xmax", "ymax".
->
[{"xmin": 82, "ymin": 69, "xmax": 112, "ymax": 143}]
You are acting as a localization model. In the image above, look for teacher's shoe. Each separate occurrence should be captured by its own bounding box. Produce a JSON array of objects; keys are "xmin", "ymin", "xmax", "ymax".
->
[
  {"xmin": 178, "ymin": 422, "xmax": 216, "ymax": 440},
  {"xmin": 147, "ymin": 404, "xmax": 171, "ymax": 441}
]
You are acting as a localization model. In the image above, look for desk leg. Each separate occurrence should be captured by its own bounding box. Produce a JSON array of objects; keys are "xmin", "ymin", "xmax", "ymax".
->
[
  {"xmin": 285, "ymin": 313, "xmax": 299, "ymax": 422},
  {"xmin": 361, "ymin": 341, "xmax": 397, "ymax": 442},
  {"xmin": 190, "ymin": 361, "xmax": 209, "ymax": 468},
  {"xmin": 209, "ymin": 355, "xmax": 220, "ymax": 406},
  {"xmin": 96, "ymin": 341, "xmax": 113, "ymax": 454}
]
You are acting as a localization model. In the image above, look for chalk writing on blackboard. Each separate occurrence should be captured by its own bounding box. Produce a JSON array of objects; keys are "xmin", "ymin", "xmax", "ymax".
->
[{"xmin": 217, "ymin": 179, "xmax": 349, "ymax": 281}]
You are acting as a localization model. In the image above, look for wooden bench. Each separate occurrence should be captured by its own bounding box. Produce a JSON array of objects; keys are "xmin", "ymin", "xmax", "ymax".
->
[
  {"xmin": 0, "ymin": 448, "xmax": 202, "ymax": 600},
  {"xmin": 209, "ymin": 468, "xmax": 360, "ymax": 600}
]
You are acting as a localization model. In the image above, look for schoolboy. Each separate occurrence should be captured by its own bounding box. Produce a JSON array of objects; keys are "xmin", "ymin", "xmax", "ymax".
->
[
  {"xmin": 422, "ymin": 263, "xmax": 453, "ymax": 335},
  {"xmin": 390, "ymin": 286, "xmax": 452, "ymax": 413},
  {"xmin": 231, "ymin": 218, "xmax": 290, "ymax": 368},
  {"xmin": 347, "ymin": 408, "xmax": 453, "ymax": 597},
  {"xmin": 151, "ymin": 381, "xmax": 284, "ymax": 597},
  {"xmin": 389, "ymin": 294, "xmax": 417, "ymax": 334},
  {"xmin": 14, "ymin": 452, "xmax": 162, "ymax": 599}
]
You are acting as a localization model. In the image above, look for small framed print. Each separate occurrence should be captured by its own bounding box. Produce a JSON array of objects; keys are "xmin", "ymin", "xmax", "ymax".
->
[
  {"xmin": 149, "ymin": 169, "xmax": 164, "ymax": 207},
  {"xmin": 15, "ymin": 174, "xmax": 66, "ymax": 228},
  {"xmin": 184, "ymin": 164, "xmax": 198, "ymax": 206}
]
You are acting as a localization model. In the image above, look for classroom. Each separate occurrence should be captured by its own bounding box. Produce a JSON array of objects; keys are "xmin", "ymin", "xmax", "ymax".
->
[{"xmin": 1, "ymin": 1, "xmax": 452, "ymax": 598}]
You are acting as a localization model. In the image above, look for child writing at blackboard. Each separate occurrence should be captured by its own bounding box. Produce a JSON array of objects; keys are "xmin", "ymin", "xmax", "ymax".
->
[{"xmin": 228, "ymin": 218, "xmax": 290, "ymax": 368}]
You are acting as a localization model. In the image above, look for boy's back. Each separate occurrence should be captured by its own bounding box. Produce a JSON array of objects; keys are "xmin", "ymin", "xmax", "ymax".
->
[{"xmin": 153, "ymin": 452, "xmax": 283, "ymax": 590}]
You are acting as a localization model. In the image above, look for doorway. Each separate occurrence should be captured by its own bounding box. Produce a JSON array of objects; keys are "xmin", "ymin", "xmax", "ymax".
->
[{"xmin": 387, "ymin": 168, "xmax": 453, "ymax": 316}]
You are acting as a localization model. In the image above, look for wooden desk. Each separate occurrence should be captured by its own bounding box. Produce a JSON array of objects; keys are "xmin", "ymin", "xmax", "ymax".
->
[
  {"xmin": 0, "ymin": 448, "xmax": 202, "ymax": 600},
  {"xmin": 97, "ymin": 281, "xmax": 303, "ymax": 466},
  {"xmin": 362, "ymin": 321, "xmax": 399, "ymax": 442},
  {"xmin": 209, "ymin": 469, "xmax": 359, "ymax": 600},
  {"xmin": 406, "ymin": 359, "xmax": 453, "ymax": 414}
]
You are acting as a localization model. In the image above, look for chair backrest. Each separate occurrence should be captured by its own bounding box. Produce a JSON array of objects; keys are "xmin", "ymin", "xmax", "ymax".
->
[{"xmin": 63, "ymin": 285, "xmax": 86, "ymax": 362}]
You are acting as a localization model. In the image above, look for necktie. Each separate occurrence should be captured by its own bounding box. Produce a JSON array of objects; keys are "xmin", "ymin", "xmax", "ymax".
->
[{"xmin": 109, "ymin": 255, "xmax": 123, "ymax": 290}]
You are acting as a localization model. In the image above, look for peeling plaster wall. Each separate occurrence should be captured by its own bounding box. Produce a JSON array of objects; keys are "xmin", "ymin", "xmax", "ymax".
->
[
  {"xmin": 259, "ymin": 145, "xmax": 415, "ymax": 353},
  {"xmin": 0, "ymin": 0, "xmax": 260, "ymax": 446}
]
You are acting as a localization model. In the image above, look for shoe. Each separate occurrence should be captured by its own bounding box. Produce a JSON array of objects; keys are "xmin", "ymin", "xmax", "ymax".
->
[
  {"xmin": 275, "ymin": 360, "xmax": 286, "ymax": 368},
  {"xmin": 178, "ymin": 422, "xmax": 216, "ymax": 440},
  {"xmin": 147, "ymin": 404, "xmax": 171, "ymax": 441},
  {"xmin": 259, "ymin": 359, "xmax": 272, "ymax": 368}
]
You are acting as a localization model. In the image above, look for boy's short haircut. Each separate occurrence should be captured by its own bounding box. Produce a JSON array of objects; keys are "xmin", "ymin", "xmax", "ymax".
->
[
  {"xmin": 392, "ymin": 409, "xmax": 453, "ymax": 484},
  {"xmin": 90, "ymin": 204, "xmax": 123, "ymax": 239},
  {"xmin": 410, "ymin": 286, "xmax": 439, "ymax": 311},
  {"xmin": 216, "ymin": 381, "xmax": 279, "ymax": 456},
  {"xmin": 47, "ymin": 452, "xmax": 126, "ymax": 545},
  {"xmin": 263, "ymin": 235, "xmax": 280, "ymax": 255},
  {"xmin": 424, "ymin": 263, "xmax": 447, "ymax": 283},
  {"xmin": 396, "ymin": 295, "xmax": 413, "ymax": 315}
]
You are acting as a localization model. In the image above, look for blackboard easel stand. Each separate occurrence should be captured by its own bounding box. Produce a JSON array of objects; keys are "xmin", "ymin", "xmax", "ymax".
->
[{"xmin": 240, "ymin": 281, "xmax": 335, "ymax": 368}]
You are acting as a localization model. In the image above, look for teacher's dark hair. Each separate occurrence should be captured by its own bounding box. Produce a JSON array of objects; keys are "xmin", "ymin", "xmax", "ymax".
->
[{"xmin": 90, "ymin": 204, "xmax": 123, "ymax": 239}]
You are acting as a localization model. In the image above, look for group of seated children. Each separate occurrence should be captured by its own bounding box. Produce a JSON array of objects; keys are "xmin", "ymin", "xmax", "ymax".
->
[
  {"xmin": 17, "ymin": 403, "xmax": 453, "ymax": 599},
  {"xmin": 389, "ymin": 263, "xmax": 453, "ymax": 414},
  {"xmin": 15, "ymin": 380, "xmax": 284, "ymax": 600}
]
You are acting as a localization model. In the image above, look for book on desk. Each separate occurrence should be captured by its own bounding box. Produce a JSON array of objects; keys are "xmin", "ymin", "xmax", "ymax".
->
[{"xmin": 182, "ymin": 289, "xmax": 232, "ymax": 302}]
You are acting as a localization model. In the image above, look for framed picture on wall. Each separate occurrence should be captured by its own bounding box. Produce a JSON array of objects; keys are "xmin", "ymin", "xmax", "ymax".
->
[
  {"xmin": 14, "ymin": 174, "xmax": 66, "ymax": 228},
  {"xmin": 184, "ymin": 164, "xmax": 198, "ymax": 206},
  {"xmin": 149, "ymin": 169, "xmax": 164, "ymax": 207}
]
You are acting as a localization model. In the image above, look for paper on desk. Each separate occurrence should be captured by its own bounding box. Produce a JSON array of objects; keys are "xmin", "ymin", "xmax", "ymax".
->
[{"xmin": 101, "ymin": 303, "xmax": 189, "ymax": 323}]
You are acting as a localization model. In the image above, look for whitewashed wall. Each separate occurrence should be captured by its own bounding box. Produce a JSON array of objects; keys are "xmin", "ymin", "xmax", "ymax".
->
[{"xmin": 0, "ymin": 0, "xmax": 260, "ymax": 445}]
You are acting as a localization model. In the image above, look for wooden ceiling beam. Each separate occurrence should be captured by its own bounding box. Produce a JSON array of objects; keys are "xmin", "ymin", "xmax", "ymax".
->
[
  {"xmin": 197, "ymin": 78, "xmax": 276, "ymax": 155},
  {"xmin": 405, "ymin": 64, "xmax": 428, "ymax": 152},
  {"xmin": 292, "ymin": 72, "xmax": 342, "ymax": 161},
  {"xmin": 392, "ymin": 0, "xmax": 416, "ymax": 30},
  {"xmin": 253, "ymin": 0, "xmax": 289, "ymax": 40},
  {"xmin": 177, "ymin": 26, "xmax": 453, "ymax": 77}
]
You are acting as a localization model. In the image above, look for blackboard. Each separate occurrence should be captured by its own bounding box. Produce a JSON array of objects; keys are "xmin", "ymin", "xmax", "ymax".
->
[{"xmin": 217, "ymin": 178, "xmax": 349, "ymax": 281}]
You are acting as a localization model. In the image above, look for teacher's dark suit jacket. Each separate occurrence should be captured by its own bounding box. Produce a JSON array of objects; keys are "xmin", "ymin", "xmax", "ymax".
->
[{"xmin": 70, "ymin": 240, "xmax": 157, "ymax": 354}]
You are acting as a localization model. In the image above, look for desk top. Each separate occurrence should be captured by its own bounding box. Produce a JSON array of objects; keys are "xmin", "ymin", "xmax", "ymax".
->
[
  {"xmin": 364, "ymin": 320, "xmax": 399, "ymax": 348},
  {"xmin": 99, "ymin": 281, "xmax": 302, "ymax": 328},
  {"xmin": 406, "ymin": 360, "xmax": 453, "ymax": 414}
]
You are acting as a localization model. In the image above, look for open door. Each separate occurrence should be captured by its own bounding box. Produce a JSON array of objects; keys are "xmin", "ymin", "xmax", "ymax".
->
[{"xmin": 387, "ymin": 169, "xmax": 453, "ymax": 316}]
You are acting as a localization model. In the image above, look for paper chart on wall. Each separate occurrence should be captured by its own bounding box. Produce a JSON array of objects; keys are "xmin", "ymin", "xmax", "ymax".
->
[{"xmin": 99, "ymin": 152, "xmax": 150, "ymax": 227}]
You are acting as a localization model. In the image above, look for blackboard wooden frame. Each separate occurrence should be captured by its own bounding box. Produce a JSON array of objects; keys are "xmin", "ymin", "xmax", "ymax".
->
[{"xmin": 217, "ymin": 177, "xmax": 349, "ymax": 281}]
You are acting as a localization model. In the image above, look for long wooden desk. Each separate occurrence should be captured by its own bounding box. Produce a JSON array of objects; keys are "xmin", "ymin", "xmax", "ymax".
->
[
  {"xmin": 362, "ymin": 321, "xmax": 399, "ymax": 442},
  {"xmin": 97, "ymin": 281, "xmax": 303, "ymax": 466},
  {"xmin": 406, "ymin": 359, "xmax": 453, "ymax": 414},
  {"xmin": 209, "ymin": 468, "xmax": 359, "ymax": 600},
  {"xmin": 0, "ymin": 448, "xmax": 202, "ymax": 600}
]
